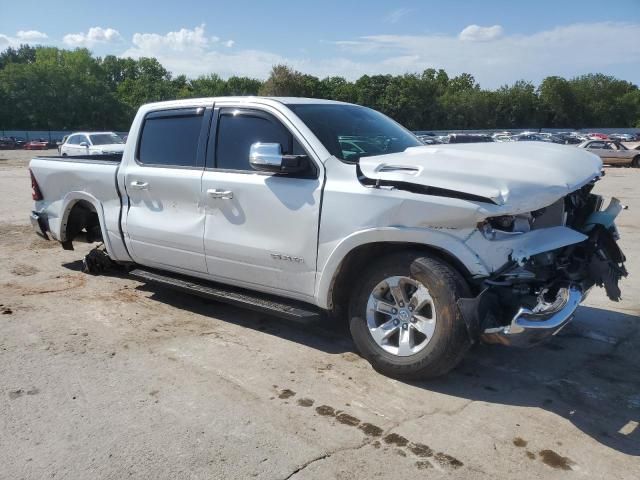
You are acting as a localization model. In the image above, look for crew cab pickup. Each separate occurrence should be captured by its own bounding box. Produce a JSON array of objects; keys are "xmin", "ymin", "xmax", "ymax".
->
[{"xmin": 29, "ymin": 97, "xmax": 628, "ymax": 379}]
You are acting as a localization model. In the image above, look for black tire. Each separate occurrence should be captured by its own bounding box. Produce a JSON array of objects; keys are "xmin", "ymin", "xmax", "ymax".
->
[
  {"xmin": 82, "ymin": 247, "xmax": 114, "ymax": 274},
  {"xmin": 632, "ymin": 156, "xmax": 640, "ymax": 168},
  {"xmin": 349, "ymin": 251, "xmax": 472, "ymax": 380}
]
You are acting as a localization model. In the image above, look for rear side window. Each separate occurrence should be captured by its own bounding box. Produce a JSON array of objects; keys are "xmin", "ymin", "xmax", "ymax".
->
[
  {"xmin": 215, "ymin": 111, "xmax": 294, "ymax": 171},
  {"xmin": 138, "ymin": 113, "xmax": 203, "ymax": 167}
]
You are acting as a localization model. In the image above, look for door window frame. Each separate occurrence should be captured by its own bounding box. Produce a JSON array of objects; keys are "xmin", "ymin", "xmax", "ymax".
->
[
  {"xmin": 134, "ymin": 106, "xmax": 213, "ymax": 170},
  {"xmin": 206, "ymin": 106, "xmax": 320, "ymax": 179}
]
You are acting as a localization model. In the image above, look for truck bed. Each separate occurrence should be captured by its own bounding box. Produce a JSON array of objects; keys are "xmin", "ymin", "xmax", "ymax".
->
[
  {"xmin": 33, "ymin": 153, "xmax": 123, "ymax": 164},
  {"xmin": 29, "ymin": 155, "xmax": 128, "ymax": 261}
]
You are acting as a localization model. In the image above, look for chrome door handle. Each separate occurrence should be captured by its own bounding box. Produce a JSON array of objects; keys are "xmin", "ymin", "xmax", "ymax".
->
[
  {"xmin": 207, "ymin": 189, "xmax": 233, "ymax": 199},
  {"xmin": 130, "ymin": 181, "xmax": 149, "ymax": 190}
]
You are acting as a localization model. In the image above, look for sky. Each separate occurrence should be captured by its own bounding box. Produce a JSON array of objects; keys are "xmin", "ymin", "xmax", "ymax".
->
[{"xmin": 1, "ymin": 0, "xmax": 639, "ymax": 88}]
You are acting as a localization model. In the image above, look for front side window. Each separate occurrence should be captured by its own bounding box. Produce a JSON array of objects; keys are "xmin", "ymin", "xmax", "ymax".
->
[
  {"xmin": 215, "ymin": 110, "xmax": 301, "ymax": 171},
  {"xmin": 138, "ymin": 113, "xmax": 203, "ymax": 167},
  {"xmin": 90, "ymin": 133, "xmax": 124, "ymax": 145},
  {"xmin": 288, "ymin": 103, "xmax": 421, "ymax": 163},
  {"xmin": 67, "ymin": 135, "xmax": 80, "ymax": 145}
]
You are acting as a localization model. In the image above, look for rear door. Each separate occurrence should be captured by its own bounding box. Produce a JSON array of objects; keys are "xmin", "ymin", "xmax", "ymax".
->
[
  {"xmin": 200, "ymin": 105, "xmax": 323, "ymax": 298},
  {"xmin": 123, "ymin": 106, "xmax": 212, "ymax": 273}
]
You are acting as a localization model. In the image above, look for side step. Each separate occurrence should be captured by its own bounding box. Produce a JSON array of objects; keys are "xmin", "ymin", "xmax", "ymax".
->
[{"xmin": 129, "ymin": 268, "xmax": 322, "ymax": 322}]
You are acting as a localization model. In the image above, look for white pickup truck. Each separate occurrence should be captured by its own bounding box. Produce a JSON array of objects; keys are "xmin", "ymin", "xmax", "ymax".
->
[{"xmin": 29, "ymin": 97, "xmax": 628, "ymax": 379}]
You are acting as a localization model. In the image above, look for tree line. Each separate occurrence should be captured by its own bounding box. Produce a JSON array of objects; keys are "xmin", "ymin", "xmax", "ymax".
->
[{"xmin": 1, "ymin": 45, "xmax": 639, "ymax": 132}]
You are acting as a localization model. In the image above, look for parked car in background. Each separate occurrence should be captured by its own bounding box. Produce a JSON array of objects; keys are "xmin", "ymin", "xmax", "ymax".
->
[
  {"xmin": 58, "ymin": 135, "xmax": 69, "ymax": 154},
  {"xmin": 609, "ymin": 133, "xmax": 635, "ymax": 142},
  {"xmin": 24, "ymin": 139, "xmax": 49, "ymax": 150},
  {"xmin": 60, "ymin": 132, "xmax": 125, "ymax": 156},
  {"xmin": 514, "ymin": 133, "xmax": 547, "ymax": 142},
  {"xmin": 416, "ymin": 134, "xmax": 442, "ymax": 145},
  {"xmin": 588, "ymin": 132, "xmax": 609, "ymax": 140},
  {"xmin": 0, "ymin": 137, "xmax": 16, "ymax": 149},
  {"xmin": 9, "ymin": 136, "xmax": 26, "ymax": 148},
  {"xmin": 578, "ymin": 140, "xmax": 640, "ymax": 167},
  {"xmin": 447, "ymin": 133, "xmax": 493, "ymax": 143}
]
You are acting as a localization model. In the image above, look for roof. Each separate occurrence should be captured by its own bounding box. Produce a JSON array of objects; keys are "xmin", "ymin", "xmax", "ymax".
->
[{"xmin": 141, "ymin": 96, "xmax": 353, "ymax": 110}]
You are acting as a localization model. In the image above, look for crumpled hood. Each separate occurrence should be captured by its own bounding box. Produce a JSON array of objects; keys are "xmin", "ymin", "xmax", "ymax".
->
[{"xmin": 359, "ymin": 142, "xmax": 603, "ymax": 213}]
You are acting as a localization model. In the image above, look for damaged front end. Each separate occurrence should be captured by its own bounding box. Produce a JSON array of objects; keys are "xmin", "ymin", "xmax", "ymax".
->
[{"xmin": 461, "ymin": 183, "xmax": 628, "ymax": 347}]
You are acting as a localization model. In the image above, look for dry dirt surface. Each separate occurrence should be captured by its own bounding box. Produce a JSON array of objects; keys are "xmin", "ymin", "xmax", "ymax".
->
[{"xmin": 1, "ymin": 148, "xmax": 639, "ymax": 479}]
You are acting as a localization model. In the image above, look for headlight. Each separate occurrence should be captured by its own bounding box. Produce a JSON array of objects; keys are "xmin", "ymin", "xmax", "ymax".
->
[{"xmin": 481, "ymin": 213, "xmax": 533, "ymax": 240}]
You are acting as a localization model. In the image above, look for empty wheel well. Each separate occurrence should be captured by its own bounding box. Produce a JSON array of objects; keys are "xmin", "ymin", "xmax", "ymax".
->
[
  {"xmin": 328, "ymin": 242, "xmax": 475, "ymax": 319},
  {"xmin": 62, "ymin": 200, "xmax": 103, "ymax": 247}
]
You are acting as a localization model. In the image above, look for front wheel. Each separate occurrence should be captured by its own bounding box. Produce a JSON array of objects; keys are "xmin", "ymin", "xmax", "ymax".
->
[
  {"xmin": 632, "ymin": 156, "xmax": 640, "ymax": 168},
  {"xmin": 349, "ymin": 252, "xmax": 472, "ymax": 379}
]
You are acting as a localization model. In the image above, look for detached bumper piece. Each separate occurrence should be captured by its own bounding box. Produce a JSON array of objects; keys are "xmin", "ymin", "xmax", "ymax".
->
[
  {"xmin": 482, "ymin": 285, "xmax": 583, "ymax": 347},
  {"xmin": 30, "ymin": 210, "xmax": 49, "ymax": 240}
]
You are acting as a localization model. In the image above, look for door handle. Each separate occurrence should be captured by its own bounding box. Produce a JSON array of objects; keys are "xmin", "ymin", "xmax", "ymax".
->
[
  {"xmin": 207, "ymin": 189, "xmax": 233, "ymax": 199},
  {"xmin": 130, "ymin": 181, "xmax": 149, "ymax": 190}
]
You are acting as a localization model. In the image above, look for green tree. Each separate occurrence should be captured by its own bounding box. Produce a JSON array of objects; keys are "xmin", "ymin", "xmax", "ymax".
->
[{"xmin": 259, "ymin": 64, "xmax": 317, "ymax": 97}]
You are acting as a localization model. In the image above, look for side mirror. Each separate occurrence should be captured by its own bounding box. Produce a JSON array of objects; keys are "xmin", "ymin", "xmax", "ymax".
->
[
  {"xmin": 249, "ymin": 142, "xmax": 308, "ymax": 174},
  {"xmin": 79, "ymin": 142, "xmax": 88, "ymax": 147}
]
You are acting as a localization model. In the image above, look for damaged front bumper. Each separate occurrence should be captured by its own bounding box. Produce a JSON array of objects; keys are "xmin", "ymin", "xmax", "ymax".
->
[
  {"xmin": 482, "ymin": 285, "xmax": 583, "ymax": 346},
  {"xmin": 459, "ymin": 193, "xmax": 628, "ymax": 348}
]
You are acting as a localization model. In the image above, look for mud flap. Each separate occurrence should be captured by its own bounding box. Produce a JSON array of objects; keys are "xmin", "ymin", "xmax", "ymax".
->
[{"xmin": 456, "ymin": 289, "xmax": 501, "ymax": 344}]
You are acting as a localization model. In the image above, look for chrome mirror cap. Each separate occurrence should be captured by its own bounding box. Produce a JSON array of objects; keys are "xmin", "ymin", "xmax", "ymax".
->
[{"xmin": 249, "ymin": 142, "xmax": 283, "ymax": 172}]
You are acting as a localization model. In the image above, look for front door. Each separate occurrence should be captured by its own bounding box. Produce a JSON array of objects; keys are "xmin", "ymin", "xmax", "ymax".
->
[
  {"xmin": 124, "ymin": 107, "xmax": 212, "ymax": 273},
  {"xmin": 201, "ymin": 106, "xmax": 323, "ymax": 299}
]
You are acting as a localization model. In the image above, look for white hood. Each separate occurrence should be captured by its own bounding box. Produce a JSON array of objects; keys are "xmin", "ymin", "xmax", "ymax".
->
[{"xmin": 359, "ymin": 142, "xmax": 603, "ymax": 213}]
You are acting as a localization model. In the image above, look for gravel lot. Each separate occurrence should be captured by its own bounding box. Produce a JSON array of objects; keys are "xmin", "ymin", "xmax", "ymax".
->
[{"xmin": 1, "ymin": 148, "xmax": 639, "ymax": 479}]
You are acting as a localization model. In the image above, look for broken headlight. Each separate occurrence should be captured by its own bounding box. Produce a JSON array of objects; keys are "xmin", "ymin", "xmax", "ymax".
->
[{"xmin": 481, "ymin": 213, "xmax": 533, "ymax": 239}]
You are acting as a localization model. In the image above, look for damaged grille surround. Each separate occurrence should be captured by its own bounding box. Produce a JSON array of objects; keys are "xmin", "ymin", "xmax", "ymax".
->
[{"xmin": 459, "ymin": 184, "xmax": 628, "ymax": 347}]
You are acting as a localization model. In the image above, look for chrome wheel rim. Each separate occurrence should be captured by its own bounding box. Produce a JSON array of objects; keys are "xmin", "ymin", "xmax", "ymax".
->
[{"xmin": 365, "ymin": 276, "xmax": 437, "ymax": 357}]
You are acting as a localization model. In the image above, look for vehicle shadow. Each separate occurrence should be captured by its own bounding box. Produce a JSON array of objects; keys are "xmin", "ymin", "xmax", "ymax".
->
[
  {"xmin": 412, "ymin": 306, "xmax": 640, "ymax": 456},
  {"xmin": 62, "ymin": 259, "xmax": 352, "ymax": 355},
  {"xmin": 145, "ymin": 283, "xmax": 640, "ymax": 456},
  {"xmin": 61, "ymin": 260, "xmax": 639, "ymax": 455}
]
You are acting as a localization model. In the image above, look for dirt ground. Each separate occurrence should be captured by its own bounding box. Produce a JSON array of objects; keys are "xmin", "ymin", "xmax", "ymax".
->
[{"xmin": 1, "ymin": 148, "xmax": 639, "ymax": 479}]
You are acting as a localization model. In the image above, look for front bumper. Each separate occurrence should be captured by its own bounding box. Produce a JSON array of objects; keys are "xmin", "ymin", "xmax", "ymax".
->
[
  {"xmin": 482, "ymin": 285, "xmax": 583, "ymax": 347},
  {"xmin": 30, "ymin": 210, "xmax": 50, "ymax": 240}
]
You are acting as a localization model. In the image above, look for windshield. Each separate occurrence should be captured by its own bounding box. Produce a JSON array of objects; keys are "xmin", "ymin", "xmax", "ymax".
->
[
  {"xmin": 288, "ymin": 104, "xmax": 421, "ymax": 162},
  {"xmin": 90, "ymin": 133, "xmax": 124, "ymax": 145}
]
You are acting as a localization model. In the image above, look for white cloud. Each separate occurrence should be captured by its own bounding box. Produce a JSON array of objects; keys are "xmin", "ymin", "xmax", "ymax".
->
[
  {"xmin": 123, "ymin": 25, "xmax": 265, "ymax": 77},
  {"xmin": 386, "ymin": 8, "xmax": 413, "ymax": 24},
  {"xmin": 329, "ymin": 22, "xmax": 640, "ymax": 87},
  {"xmin": 63, "ymin": 27, "xmax": 121, "ymax": 47},
  {"xmin": 459, "ymin": 24, "xmax": 504, "ymax": 42},
  {"xmin": 16, "ymin": 30, "xmax": 48, "ymax": 41},
  {"xmin": 0, "ymin": 30, "xmax": 48, "ymax": 48},
  {"xmin": 118, "ymin": 22, "xmax": 640, "ymax": 88}
]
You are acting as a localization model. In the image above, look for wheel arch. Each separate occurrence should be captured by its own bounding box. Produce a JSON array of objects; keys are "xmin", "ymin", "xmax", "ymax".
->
[
  {"xmin": 59, "ymin": 191, "xmax": 113, "ymax": 255},
  {"xmin": 316, "ymin": 228, "xmax": 490, "ymax": 313}
]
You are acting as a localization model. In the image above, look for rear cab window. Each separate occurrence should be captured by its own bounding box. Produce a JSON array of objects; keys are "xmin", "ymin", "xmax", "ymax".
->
[{"xmin": 137, "ymin": 108, "xmax": 208, "ymax": 168}]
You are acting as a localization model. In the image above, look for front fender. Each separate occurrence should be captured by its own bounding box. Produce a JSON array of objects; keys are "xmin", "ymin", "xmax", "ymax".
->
[{"xmin": 314, "ymin": 227, "xmax": 491, "ymax": 309}]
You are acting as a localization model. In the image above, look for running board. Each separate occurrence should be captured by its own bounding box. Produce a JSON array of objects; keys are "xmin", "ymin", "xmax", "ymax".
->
[{"xmin": 129, "ymin": 268, "xmax": 322, "ymax": 322}]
